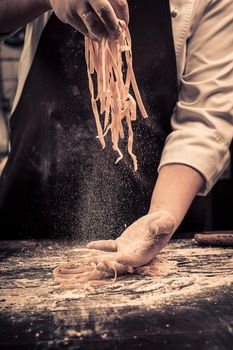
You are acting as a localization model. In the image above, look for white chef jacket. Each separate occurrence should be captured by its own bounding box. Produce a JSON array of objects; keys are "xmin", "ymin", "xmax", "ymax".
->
[{"xmin": 1, "ymin": 0, "xmax": 233, "ymax": 195}]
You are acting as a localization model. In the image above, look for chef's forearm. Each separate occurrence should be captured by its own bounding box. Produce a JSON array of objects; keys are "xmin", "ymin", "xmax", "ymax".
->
[
  {"xmin": 149, "ymin": 164, "xmax": 204, "ymax": 230},
  {"xmin": 0, "ymin": 0, "xmax": 51, "ymax": 33}
]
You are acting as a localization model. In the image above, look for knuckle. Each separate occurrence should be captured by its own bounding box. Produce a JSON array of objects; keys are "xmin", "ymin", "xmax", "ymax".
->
[
  {"xmin": 148, "ymin": 222, "xmax": 159, "ymax": 235},
  {"xmin": 109, "ymin": 25, "xmax": 120, "ymax": 37},
  {"xmin": 98, "ymin": 5, "xmax": 112, "ymax": 16},
  {"xmin": 85, "ymin": 11, "xmax": 93, "ymax": 21},
  {"xmin": 85, "ymin": 13, "xmax": 96, "ymax": 28}
]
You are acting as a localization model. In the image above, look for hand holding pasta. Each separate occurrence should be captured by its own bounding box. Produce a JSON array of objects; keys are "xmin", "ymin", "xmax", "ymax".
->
[
  {"xmin": 48, "ymin": 0, "xmax": 129, "ymax": 40},
  {"xmin": 49, "ymin": 1, "xmax": 147, "ymax": 168},
  {"xmin": 87, "ymin": 210, "xmax": 177, "ymax": 268}
]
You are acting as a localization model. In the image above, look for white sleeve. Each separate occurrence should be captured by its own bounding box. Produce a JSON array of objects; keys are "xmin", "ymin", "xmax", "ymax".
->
[{"xmin": 158, "ymin": 0, "xmax": 233, "ymax": 196}]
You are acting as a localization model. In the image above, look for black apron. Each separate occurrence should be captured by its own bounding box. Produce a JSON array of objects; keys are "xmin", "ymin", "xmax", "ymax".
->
[{"xmin": 0, "ymin": 0, "xmax": 178, "ymax": 239}]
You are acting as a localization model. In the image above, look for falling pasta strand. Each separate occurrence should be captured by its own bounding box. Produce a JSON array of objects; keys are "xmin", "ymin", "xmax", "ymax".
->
[{"xmin": 84, "ymin": 28, "xmax": 148, "ymax": 171}]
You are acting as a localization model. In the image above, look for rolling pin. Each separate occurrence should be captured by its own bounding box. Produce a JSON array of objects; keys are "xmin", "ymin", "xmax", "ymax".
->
[{"xmin": 194, "ymin": 231, "xmax": 233, "ymax": 247}]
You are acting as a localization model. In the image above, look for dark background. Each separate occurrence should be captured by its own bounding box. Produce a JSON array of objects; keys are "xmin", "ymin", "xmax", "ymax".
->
[
  {"xmin": 177, "ymin": 142, "xmax": 233, "ymax": 235},
  {"xmin": 0, "ymin": 30, "xmax": 232, "ymax": 235}
]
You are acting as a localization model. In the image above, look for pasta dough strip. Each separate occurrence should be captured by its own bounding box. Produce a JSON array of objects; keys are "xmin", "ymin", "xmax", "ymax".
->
[{"xmin": 84, "ymin": 27, "xmax": 148, "ymax": 171}]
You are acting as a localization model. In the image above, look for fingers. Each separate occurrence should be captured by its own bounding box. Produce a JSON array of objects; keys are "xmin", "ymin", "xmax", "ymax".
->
[
  {"xmin": 108, "ymin": 0, "xmax": 129, "ymax": 25},
  {"xmin": 116, "ymin": 254, "xmax": 134, "ymax": 266},
  {"xmin": 90, "ymin": 253, "xmax": 131, "ymax": 273},
  {"xmin": 116, "ymin": 251, "xmax": 151, "ymax": 267},
  {"xmin": 82, "ymin": 252, "xmax": 132, "ymax": 275},
  {"xmin": 89, "ymin": 0, "xmax": 122, "ymax": 39},
  {"xmin": 87, "ymin": 239, "xmax": 117, "ymax": 252},
  {"xmin": 97, "ymin": 260, "xmax": 130, "ymax": 275},
  {"xmin": 50, "ymin": 0, "xmax": 128, "ymax": 40},
  {"xmin": 79, "ymin": 7, "xmax": 107, "ymax": 41},
  {"xmin": 65, "ymin": 10, "xmax": 89, "ymax": 37}
]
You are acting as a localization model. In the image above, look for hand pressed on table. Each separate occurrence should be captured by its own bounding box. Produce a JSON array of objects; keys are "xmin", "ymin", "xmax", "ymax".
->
[
  {"xmin": 47, "ymin": 0, "xmax": 129, "ymax": 40},
  {"xmin": 86, "ymin": 210, "xmax": 177, "ymax": 275},
  {"xmin": 54, "ymin": 164, "xmax": 203, "ymax": 287}
]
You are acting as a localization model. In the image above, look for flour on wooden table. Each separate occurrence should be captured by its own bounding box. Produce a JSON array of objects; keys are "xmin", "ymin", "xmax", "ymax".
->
[{"xmin": 0, "ymin": 240, "xmax": 232, "ymax": 315}]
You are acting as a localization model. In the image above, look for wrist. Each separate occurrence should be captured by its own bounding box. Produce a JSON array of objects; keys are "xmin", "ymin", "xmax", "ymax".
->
[{"xmin": 149, "ymin": 164, "xmax": 204, "ymax": 231}]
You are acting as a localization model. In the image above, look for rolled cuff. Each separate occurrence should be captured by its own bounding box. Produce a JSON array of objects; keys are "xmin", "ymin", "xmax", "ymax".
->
[{"xmin": 158, "ymin": 128, "xmax": 231, "ymax": 196}]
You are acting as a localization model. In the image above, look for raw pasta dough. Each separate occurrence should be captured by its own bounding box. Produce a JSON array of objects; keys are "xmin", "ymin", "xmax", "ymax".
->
[
  {"xmin": 53, "ymin": 252, "xmax": 176, "ymax": 292},
  {"xmin": 85, "ymin": 27, "xmax": 148, "ymax": 171}
]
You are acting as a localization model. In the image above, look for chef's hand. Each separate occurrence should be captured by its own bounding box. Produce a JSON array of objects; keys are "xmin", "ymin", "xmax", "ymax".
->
[
  {"xmin": 87, "ymin": 210, "xmax": 177, "ymax": 270},
  {"xmin": 47, "ymin": 0, "xmax": 129, "ymax": 40}
]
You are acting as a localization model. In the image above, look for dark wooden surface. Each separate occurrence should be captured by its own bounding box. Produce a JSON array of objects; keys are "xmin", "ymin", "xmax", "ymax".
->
[{"xmin": 0, "ymin": 239, "xmax": 232, "ymax": 350}]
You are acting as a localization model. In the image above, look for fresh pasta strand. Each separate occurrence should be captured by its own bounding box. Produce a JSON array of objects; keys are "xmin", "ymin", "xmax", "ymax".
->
[
  {"xmin": 53, "ymin": 255, "xmax": 177, "ymax": 292},
  {"xmin": 53, "ymin": 259, "xmax": 118, "ymax": 291},
  {"xmin": 84, "ymin": 27, "xmax": 148, "ymax": 171}
]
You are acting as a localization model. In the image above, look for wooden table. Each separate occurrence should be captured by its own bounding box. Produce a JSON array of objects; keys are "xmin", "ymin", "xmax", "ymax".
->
[{"xmin": 0, "ymin": 239, "xmax": 232, "ymax": 350}]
